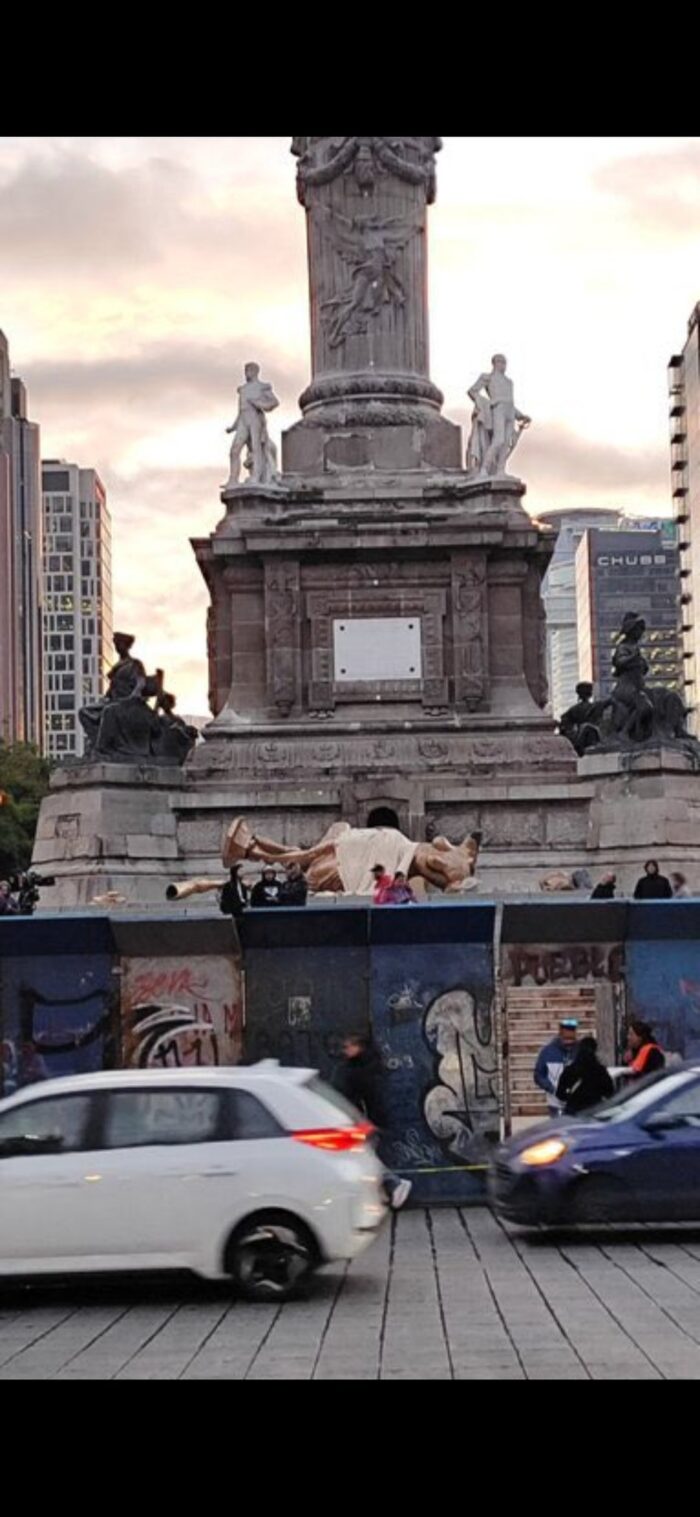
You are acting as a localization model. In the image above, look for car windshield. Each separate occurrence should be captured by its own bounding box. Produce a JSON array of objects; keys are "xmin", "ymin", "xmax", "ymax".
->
[{"xmin": 590, "ymin": 1069, "xmax": 697, "ymax": 1124}]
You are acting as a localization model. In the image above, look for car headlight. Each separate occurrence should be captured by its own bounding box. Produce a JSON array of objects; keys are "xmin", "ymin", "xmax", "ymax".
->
[{"xmin": 520, "ymin": 1138, "xmax": 568, "ymax": 1167}]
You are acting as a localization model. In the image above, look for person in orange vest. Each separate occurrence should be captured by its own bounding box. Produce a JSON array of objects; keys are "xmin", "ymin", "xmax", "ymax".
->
[{"xmin": 624, "ymin": 1019, "xmax": 665, "ymax": 1078}]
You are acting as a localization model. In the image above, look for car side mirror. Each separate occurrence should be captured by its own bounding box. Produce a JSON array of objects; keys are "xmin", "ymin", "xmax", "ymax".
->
[{"xmin": 642, "ymin": 1111, "xmax": 686, "ymax": 1135}]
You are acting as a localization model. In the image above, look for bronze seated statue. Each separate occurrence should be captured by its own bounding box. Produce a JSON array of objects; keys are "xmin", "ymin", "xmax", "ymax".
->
[
  {"xmin": 559, "ymin": 613, "xmax": 696, "ymax": 758},
  {"xmin": 78, "ymin": 633, "xmax": 198, "ymax": 766}
]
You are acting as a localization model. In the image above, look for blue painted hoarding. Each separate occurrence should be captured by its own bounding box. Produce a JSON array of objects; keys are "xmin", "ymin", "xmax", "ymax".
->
[{"xmin": 369, "ymin": 904, "xmax": 497, "ymax": 1203}]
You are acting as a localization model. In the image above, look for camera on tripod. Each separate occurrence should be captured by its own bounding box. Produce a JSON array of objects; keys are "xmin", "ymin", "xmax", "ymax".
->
[{"xmin": 8, "ymin": 870, "xmax": 57, "ymax": 915}]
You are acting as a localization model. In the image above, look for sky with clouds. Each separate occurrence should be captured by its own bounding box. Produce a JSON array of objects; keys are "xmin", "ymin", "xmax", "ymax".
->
[{"xmin": 1, "ymin": 134, "xmax": 699, "ymax": 714}]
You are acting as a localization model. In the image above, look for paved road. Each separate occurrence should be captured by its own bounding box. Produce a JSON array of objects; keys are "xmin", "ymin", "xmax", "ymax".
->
[{"xmin": 3, "ymin": 1207, "xmax": 700, "ymax": 1378}]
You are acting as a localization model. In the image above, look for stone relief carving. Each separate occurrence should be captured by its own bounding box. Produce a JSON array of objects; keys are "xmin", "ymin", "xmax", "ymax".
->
[
  {"xmin": 202, "ymin": 730, "xmax": 570, "ymax": 777},
  {"xmin": 372, "ymin": 739, "xmax": 397, "ymax": 762},
  {"xmin": 292, "ymin": 136, "xmax": 441, "ymax": 206},
  {"xmin": 256, "ymin": 741, "xmax": 291, "ymax": 768},
  {"xmin": 452, "ymin": 554, "xmax": 488, "ymax": 709},
  {"xmin": 316, "ymin": 742, "xmax": 340, "ymax": 764},
  {"xmin": 264, "ymin": 562, "xmax": 300, "ymax": 717},
  {"xmin": 418, "ymin": 738, "xmax": 449, "ymax": 765},
  {"xmin": 318, "ymin": 207, "xmax": 420, "ymax": 349}
]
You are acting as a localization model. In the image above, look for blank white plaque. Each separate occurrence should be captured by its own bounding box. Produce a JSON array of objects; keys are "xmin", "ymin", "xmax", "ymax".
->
[{"xmin": 333, "ymin": 617, "xmax": 422, "ymax": 682}]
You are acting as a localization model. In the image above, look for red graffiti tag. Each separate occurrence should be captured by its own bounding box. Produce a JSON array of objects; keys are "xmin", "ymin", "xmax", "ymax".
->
[{"xmin": 128, "ymin": 967, "xmax": 209, "ymax": 1005}]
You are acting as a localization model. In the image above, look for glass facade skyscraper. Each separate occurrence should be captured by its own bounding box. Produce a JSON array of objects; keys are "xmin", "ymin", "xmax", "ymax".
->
[
  {"xmin": 0, "ymin": 331, "xmax": 44, "ymax": 747},
  {"xmin": 41, "ymin": 461, "xmax": 112, "ymax": 760},
  {"xmin": 668, "ymin": 303, "xmax": 700, "ymax": 730}
]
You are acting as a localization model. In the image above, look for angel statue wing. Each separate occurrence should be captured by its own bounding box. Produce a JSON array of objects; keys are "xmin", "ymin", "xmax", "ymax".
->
[{"xmin": 318, "ymin": 204, "xmax": 419, "ymax": 265}]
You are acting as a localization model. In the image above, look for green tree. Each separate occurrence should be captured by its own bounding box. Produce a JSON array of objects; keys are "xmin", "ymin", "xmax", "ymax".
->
[{"xmin": 0, "ymin": 742, "xmax": 52, "ymax": 876}]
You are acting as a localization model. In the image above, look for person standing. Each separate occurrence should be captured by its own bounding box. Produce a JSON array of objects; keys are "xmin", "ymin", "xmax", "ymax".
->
[
  {"xmin": 590, "ymin": 872, "xmax": 616, "ymax": 900},
  {"xmin": 0, "ymin": 880, "xmax": 19, "ymax": 917},
  {"xmin": 624, "ymin": 1019, "xmax": 665, "ymax": 1078},
  {"xmin": 633, "ymin": 859, "xmax": 673, "ymax": 900},
  {"xmin": 278, "ymin": 862, "xmax": 308, "ymax": 907},
  {"xmin": 385, "ymin": 871, "xmax": 417, "ymax": 904},
  {"xmin": 371, "ymin": 863, "xmax": 394, "ymax": 904},
  {"xmin": 332, "ymin": 1034, "xmax": 412, "ymax": 1209},
  {"xmin": 219, "ymin": 864, "xmax": 248, "ymax": 921},
  {"xmin": 250, "ymin": 866, "xmax": 282, "ymax": 907},
  {"xmin": 534, "ymin": 1018, "xmax": 579, "ymax": 1116},
  {"xmin": 671, "ymin": 872, "xmax": 691, "ymax": 898},
  {"xmin": 556, "ymin": 1036, "xmax": 614, "ymax": 1115}
]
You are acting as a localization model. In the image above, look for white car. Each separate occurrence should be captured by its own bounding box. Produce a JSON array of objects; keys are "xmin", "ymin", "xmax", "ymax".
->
[{"xmin": 0, "ymin": 1063, "xmax": 388, "ymax": 1301}]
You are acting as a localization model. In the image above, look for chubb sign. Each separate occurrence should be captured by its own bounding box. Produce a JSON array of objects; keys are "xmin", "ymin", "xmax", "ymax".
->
[{"xmin": 596, "ymin": 553, "xmax": 668, "ymax": 567}]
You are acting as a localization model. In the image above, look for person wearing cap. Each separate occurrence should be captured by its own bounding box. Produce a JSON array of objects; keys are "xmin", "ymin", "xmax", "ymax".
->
[
  {"xmin": 371, "ymin": 863, "xmax": 394, "ymax": 905},
  {"xmin": 534, "ymin": 1019, "xmax": 580, "ymax": 1116},
  {"xmin": 250, "ymin": 866, "xmax": 282, "ymax": 908}
]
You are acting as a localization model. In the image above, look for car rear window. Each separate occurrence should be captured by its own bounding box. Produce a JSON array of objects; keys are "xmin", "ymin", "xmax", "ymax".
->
[
  {"xmin": 303, "ymin": 1075, "xmax": 363, "ymax": 1123},
  {"xmin": 225, "ymin": 1088, "xmax": 285, "ymax": 1139}
]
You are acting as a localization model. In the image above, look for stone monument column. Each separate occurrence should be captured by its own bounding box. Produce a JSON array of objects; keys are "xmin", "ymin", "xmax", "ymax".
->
[{"xmin": 283, "ymin": 136, "xmax": 461, "ymax": 474}]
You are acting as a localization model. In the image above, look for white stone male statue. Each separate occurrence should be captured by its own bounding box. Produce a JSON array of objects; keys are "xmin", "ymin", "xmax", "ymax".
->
[
  {"xmin": 225, "ymin": 362, "xmax": 280, "ymax": 487},
  {"xmin": 466, "ymin": 354, "xmax": 531, "ymax": 478}
]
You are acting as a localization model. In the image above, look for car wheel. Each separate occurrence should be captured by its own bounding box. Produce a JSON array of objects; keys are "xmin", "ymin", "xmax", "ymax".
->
[
  {"xmin": 568, "ymin": 1175, "xmax": 628, "ymax": 1225},
  {"xmin": 225, "ymin": 1211, "xmax": 318, "ymax": 1303}
]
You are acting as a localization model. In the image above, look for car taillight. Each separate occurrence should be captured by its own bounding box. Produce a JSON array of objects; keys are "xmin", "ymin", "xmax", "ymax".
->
[{"xmin": 292, "ymin": 1123, "xmax": 374, "ymax": 1152}]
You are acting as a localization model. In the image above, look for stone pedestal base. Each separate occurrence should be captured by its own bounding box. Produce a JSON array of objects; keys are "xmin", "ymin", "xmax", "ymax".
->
[
  {"xmin": 581, "ymin": 746, "xmax": 700, "ymax": 893},
  {"xmin": 31, "ymin": 764, "xmax": 186, "ymax": 910},
  {"xmin": 282, "ymin": 411, "xmax": 462, "ymax": 475}
]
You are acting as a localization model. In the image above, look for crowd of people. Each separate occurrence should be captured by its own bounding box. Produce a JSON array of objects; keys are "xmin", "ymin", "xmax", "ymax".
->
[
  {"xmin": 219, "ymin": 861, "xmax": 309, "ymax": 918},
  {"xmin": 218, "ymin": 858, "xmax": 420, "ymax": 918},
  {"xmin": 534, "ymin": 1014, "xmax": 666, "ymax": 1117},
  {"xmin": 590, "ymin": 859, "xmax": 691, "ymax": 901}
]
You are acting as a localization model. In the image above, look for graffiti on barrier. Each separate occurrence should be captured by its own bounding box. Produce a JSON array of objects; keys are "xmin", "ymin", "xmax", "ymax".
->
[
  {"xmin": 121, "ymin": 954, "xmax": 243, "ymax": 1069},
  {"xmin": 0, "ymin": 973, "xmax": 115, "ymax": 1095},
  {"xmin": 422, "ymin": 987, "xmax": 498, "ymax": 1162},
  {"xmin": 127, "ymin": 1003, "xmax": 220, "ymax": 1068},
  {"xmin": 288, "ymin": 996, "xmax": 312, "ymax": 1028},
  {"xmin": 387, "ymin": 982, "xmax": 427, "ymax": 1024},
  {"xmin": 507, "ymin": 943, "xmax": 623, "ymax": 987}
]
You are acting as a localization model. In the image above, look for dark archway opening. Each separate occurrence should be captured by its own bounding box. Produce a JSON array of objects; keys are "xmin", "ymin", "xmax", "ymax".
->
[{"xmin": 367, "ymin": 806, "xmax": 401, "ymax": 830}]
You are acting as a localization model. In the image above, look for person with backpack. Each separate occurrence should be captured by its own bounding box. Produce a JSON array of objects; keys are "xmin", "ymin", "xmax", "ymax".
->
[
  {"xmin": 219, "ymin": 864, "xmax": 248, "ymax": 920},
  {"xmin": 332, "ymin": 1033, "xmax": 412, "ymax": 1210},
  {"xmin": 556, "ymin": 1036, "xmax": 614, "ymax": 1115}
]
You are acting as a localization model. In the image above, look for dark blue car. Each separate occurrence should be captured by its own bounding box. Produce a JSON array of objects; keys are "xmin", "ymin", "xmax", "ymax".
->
[{"xmin": 490, "ymin": 1062, "xmax": 700, "ymax": 1225}]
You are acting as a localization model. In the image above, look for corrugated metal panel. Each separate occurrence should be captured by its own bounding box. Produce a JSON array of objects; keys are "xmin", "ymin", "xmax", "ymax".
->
[
  {"xmin": 627, "ymin": 903, "xmax": 700, "ymax": 941},
  {"xmin": 0, "ymin": 914, "xmax": 115, "ymax": 958},
  {"xmin": 240, "ymin": 907, "xmax": 369, "ymax": 951},
  {"xmin": 111, "ymin": 916, "xmax": 240, "ymax": 957},
  {"xmin": 369, "ymin": 903, "xmax": 495, "ymax": 946},
  {"xmin": 503, "ymin": 902, "xmax": 629, "ymax": 943}
]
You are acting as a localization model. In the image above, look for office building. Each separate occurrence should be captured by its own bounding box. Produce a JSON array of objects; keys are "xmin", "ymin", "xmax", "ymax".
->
[
  {"xmin": 41, "ymin": 461, "xmax": 112, "ymax": 761},
  {"xmin": 540, "ymin": 509, "xmax": 625, "ymax": 716},
  {"xmin": 575, "ymin": 522, "xmax": 682, "ymax": 696},
  {"xmin": 0, "ymin": 331, "xmax": 43, "ymax": 746},
  {"xmin": 668, "ymin": 302, "xmax": 700, "ymax": 729}
]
